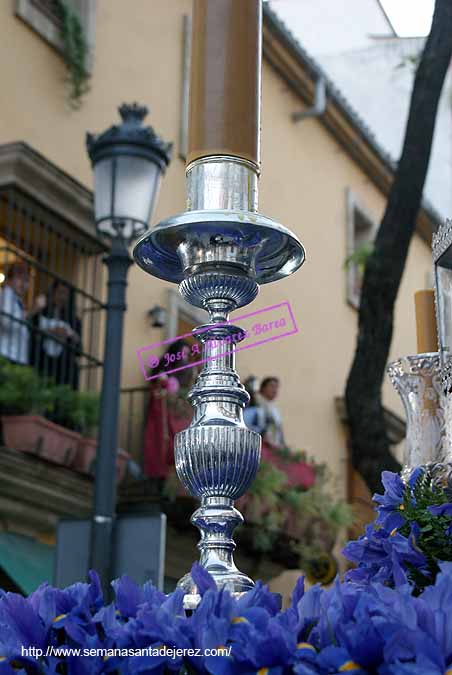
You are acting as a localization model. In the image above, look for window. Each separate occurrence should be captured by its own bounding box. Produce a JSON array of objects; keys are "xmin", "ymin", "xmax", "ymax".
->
[
  {"xmin": 166, "ymin": 288, "xmax": 206, "ymax": 341},
  {"xmin": 0, "ymin": 142, "xmax": 106, "ymax": 395},
  {"xmin": 15, "ymin": 0, "xmax": 96, "ymax": 70},
  {"xmin": 346, "ymin": 188, "xmax": 377, "ymax": 309},
  {"xmin": 0, "ymin": 187, "xmax": 105, "ymax": 392}
]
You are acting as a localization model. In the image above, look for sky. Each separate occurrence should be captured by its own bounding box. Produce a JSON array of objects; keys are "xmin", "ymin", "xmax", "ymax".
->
[{"xmin": 379, "ymin": 0, "xmax": 434, "ymax": 37}]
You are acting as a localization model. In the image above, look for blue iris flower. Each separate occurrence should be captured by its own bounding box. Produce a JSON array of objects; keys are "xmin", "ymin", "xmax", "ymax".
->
[
  {"xmin": 343, "ymin": 519, "xmax": 428, "ymax": 589},
  {"xmin": 29, "ymin": 570, "xmax": 103, "ymax": 645},
  {"xmin": 373, "ymin": 471, "xmax": 408, "ymax": 531},
  {"xmin": 0, "ymin": 592, "xmax": 47, "ymax": 665},
  {"xmin": 2, "ymin": 524, "xmax": 452, "ymax": 674},
  {"xmin": 316, "ymin": 646, "xmax": 367, "ymax": 674}
]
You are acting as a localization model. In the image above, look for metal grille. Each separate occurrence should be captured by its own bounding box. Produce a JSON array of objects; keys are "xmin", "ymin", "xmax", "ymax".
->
[{"xmin": 0, "ymin": 187, "xmax": 106, "ymax": 394}]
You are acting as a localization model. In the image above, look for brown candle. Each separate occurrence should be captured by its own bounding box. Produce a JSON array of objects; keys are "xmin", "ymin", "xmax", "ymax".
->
[
  {"xmin": 187, "ymin": 0, "xmax": 262, "ymax": 169},
  {"xmin": 414, "ymin": 289, "xmax": 438, "ymax": 354}
]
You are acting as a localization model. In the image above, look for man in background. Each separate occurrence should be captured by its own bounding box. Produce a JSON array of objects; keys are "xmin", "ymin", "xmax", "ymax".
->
[{"xmin": 255, "ymin": 376, "xmax": 286, "ymax": 450}]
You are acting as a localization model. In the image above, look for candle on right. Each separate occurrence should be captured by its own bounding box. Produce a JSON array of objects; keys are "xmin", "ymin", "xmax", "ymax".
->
[{"xmin": 414, "ymin": 289, "xmax": 438, "ymax": 354}]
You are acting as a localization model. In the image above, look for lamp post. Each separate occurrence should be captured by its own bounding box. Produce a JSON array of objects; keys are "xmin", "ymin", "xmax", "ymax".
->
[{"xmin": 86, "ymin": 103, "xmax": 172, "ymax": 593}]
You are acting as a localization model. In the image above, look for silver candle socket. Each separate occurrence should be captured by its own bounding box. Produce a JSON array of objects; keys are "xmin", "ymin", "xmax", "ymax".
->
[
  {"xmin": 387, "ymin": 353, "xmax": 445, "ymax": 481},
  {"xmin": 133, "ymin": 155, "xmax": 305, "ymax": 605}
]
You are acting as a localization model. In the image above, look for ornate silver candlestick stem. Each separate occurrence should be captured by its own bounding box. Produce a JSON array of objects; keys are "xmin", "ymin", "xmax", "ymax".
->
[{"xmin": 133, "ymin": 0, "xmax": 305, "ymax": 604}]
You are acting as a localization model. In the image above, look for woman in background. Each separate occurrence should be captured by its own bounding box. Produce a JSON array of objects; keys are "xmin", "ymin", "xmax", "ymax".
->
[
  {"xmin": 30, "ymin": 280, "xmax": 82, "ymax": 389},
  {"xmin": 142, "ymin": 339, "xmax": 197, "ymax": 480}
]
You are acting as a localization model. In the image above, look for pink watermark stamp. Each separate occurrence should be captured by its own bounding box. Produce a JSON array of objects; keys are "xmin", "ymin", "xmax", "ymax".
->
[{"xmin": 136, "ymin": 300, "xmax": 298, "ymax": 382}]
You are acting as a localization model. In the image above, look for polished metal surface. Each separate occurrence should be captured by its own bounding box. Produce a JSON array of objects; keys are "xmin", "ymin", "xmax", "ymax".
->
[
  {"xmin": 175, "ymin": 322, "xmax": 261, "ymax": 596},
  {"xmin": 432, "ymin": 218, "xmax": 452, "ymax": 264},
  {"xmin": 133, "ymin": 208, "xmax": 305, "ymax": 284},
  {"xmin": 132, "ymin": 155, "xmax": 305, "ymax": 601},
  {"xmin": 133, "ymin": 156, "xmax": 305, "ymax": 285},
  {"xmin": 388, "ymin": 353, "xmax": 445, "ymax": 480},
  {"xmin": 186, "ymin": 156, "xmax": 259, "ymax": 212},
  {"xmin": 179, "ymin": 272, "xmax": 259, "ymax": 320}
]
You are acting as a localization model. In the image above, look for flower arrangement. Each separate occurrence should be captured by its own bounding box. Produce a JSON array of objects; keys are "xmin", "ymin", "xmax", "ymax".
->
[
  {"xmin": 343, "ymin": 467, "xmax": 452, "ymax": 593},
  {"xmin": 1, "ymin": 552, "xmax": 452, "ymax": 673},
  {"xmin": 2, "ymin": 468, "xmax": 451, "ymax": 673},
  {"xmin": 0, "ymin": 470, "xmax": 452, "ymax": 675}
]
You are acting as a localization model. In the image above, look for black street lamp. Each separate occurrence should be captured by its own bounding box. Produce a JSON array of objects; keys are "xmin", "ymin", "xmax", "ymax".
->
[{"xmin": 86, "ymin": 104, "xmax": 171, "ymax": 593}]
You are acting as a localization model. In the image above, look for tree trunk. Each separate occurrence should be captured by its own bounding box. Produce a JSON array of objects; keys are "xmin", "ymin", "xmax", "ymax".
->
[{"xmin": 345, "ymin": 0, "xmax": 452, "ymax": 496}]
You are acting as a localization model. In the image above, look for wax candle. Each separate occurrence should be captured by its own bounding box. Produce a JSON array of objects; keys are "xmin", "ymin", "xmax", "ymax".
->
[{"xmin": 414, "ymin": 289, "xmax": 438, "ymax": 354}]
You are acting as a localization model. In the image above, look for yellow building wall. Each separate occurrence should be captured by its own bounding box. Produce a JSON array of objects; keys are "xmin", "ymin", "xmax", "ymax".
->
[{"xmin": 0, "ymin": 0, "xmax": 434, "ymax": 494}]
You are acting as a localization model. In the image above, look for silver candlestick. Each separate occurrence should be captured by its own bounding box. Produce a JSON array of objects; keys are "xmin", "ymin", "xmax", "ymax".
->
[
  {"xmin": 133, "ymin": 155, "xmax": 305, "ymax": 604},
  {"xmin": 387, "ymin": 353, "xmax": 444, "ymax": 481}
]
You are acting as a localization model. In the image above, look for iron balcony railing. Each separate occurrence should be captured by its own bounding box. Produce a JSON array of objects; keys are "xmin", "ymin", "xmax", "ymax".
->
[
  {"xmin": 118, "ymin": 386, "xmax": 149, "ymax": 467},
  {"xmin": 0, "ymin": 187, "xmax": 106, "ymax": 397}
]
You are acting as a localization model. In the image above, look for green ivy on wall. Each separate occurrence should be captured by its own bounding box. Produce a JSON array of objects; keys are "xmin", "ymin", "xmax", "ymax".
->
[{"xmin": 54, "ymin": 0, "xmax": 90, "ymax": 109}]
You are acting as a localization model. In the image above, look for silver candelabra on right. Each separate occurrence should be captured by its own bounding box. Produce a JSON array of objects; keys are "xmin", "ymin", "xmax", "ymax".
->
[{"xmin": 387, "ymin": 219, "xmax": 452, "ymax": 484}]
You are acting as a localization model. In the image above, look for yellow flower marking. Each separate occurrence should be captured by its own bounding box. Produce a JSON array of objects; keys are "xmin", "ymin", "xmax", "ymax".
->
[
  {"xmin": 52, "ymin": 613, "xmax": 67, "ymax": 623},
  {"xmin": 216, "ymin": 645, "xmax": 228, "ymax": 654},
  {"xmin": 399, "ymin": 504, "xmax": 405, "ymax": 511},
  {"xmin": 0, "ymin": 657, "xmax": 6, "ymax": 662},
  {"xmin": 232, "ymin": 616, "xmax": 248, "ymax": 624},
  {"xmin": 297, "ymin": 642, "xmax": 316, "ymax": 651},
  {"xmin": 445, "ymin": 669, "xmax": 452, "ymax": 675},
  {"xmin": 339, "ymin": 662, "xmax": 362, "ymax": 672},
  {"xmin": 257, "ymin": 669, "xmax": 269, "ymax": 675},
  {"xmin": 390, "ymin": 528, "xmax": 398, "ymax": 536}
]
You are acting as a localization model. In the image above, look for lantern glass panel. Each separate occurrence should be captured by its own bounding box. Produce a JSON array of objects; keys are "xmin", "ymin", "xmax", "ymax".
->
[
  {"xmin": 92, "ymin": 158, "xmax": 113, "ymax": 233},
  {"xmin": 435, "ymin": 260, "xmax": 452, "ymax": 365},
  {"xmin": 92, "ymin": 155, "xmax": 161, "ymax": 241},
  {"xmin": 114, "ymin": 155, "xmax": 161, "ymax": 230}
]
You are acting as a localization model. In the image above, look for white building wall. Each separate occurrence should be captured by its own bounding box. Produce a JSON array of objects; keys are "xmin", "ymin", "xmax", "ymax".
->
[
  {"xmin": 269, "ymin": 0, "xmax": 452, "ymax": 219},
  {"xmin": 267, "ymin": 0, "xmax": 393, "ymax": 57}
]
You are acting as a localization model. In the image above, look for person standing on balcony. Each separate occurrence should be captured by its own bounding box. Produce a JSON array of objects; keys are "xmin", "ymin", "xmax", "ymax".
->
[
  {"xmin": 255, "ymin": 376, "xmax": 286, "ymax": 450},
  {"xmin": 29, "ymin": 280, "xmax": 82, "ymax": 388},
  {"xmin": 243, "ymin": 375, "xmax": 266, "ymax": 434},
  {"xmin": 252, "ymin": 376, "xmax": 316, "ymax": 489},
  {"xmin": 0, "ymin": 262, "xmax": 44, "ymax": 365}
]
